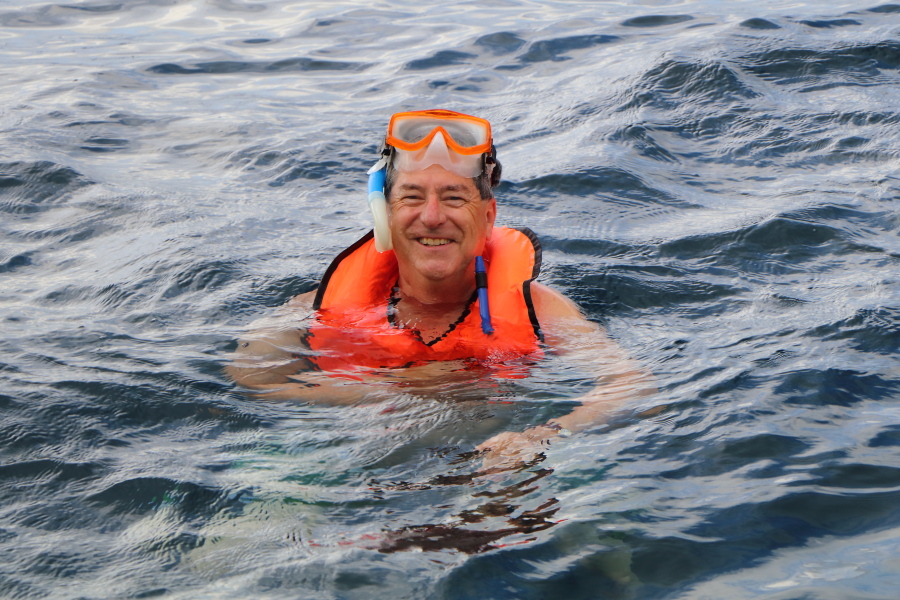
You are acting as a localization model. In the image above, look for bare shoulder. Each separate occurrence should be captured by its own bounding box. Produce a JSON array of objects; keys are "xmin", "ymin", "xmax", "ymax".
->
[
  {"xmin": 530, "ymin": 284, "xmax": 640, "ymax": 377},
  {"xmin": 531, "ymin": 282, "xmax": 605, "ymax": 339},
  {"xmin": 531, "ymin": 282, "xmax": 583, "ymax": 319},
  {"xmin": 284, "ymin": 289, "xmax": 316, "ymax": 311}
]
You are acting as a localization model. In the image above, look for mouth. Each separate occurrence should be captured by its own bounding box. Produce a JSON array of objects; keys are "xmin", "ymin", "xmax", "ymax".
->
[{"xmin": 418, "ymin": 237, "xmax": 452, "ymax": 247}]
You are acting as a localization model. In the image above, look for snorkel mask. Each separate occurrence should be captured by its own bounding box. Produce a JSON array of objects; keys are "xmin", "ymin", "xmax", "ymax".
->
[{"xmin": 366, "ymin": 109, "xmax": 494, "ymax": 252}]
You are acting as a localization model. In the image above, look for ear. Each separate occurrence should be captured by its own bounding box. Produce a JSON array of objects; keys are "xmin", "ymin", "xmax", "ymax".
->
[{"xmin": 485, "ymin": 197, "xmax": 497, "ymax": 236}]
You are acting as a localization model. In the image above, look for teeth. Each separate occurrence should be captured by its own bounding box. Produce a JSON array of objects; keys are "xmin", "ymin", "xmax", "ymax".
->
[{"xmin": 420, "ymin": 237, "xmax": 450, "ymax": 246}]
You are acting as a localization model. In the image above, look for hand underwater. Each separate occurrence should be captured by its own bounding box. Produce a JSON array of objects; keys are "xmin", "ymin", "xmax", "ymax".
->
[{"xmin": 475, "ymin": 424, "xmax": 563, "ymax": 470}]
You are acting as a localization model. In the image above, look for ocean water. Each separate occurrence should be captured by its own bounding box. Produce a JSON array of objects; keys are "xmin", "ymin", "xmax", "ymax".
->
[{"xmin": 2, "ymin": 0, "xmax": 900, "ymax": 598}]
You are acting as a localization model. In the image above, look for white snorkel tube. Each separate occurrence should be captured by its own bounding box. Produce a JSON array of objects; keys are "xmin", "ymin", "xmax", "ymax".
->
[{"xmin": 366, "ymin": 156, "xmax": 392, "ymax": 252}]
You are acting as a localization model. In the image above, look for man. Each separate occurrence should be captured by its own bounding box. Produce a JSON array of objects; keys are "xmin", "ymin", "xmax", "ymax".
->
[{"xmin": 227, "ymin": 109, "xmax": 652, "ymax": 463}]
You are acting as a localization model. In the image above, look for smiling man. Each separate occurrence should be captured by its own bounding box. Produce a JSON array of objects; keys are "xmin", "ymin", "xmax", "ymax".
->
[{"xmin": 227, "ymin": 109, "xmax": 653, "ymax": 462}]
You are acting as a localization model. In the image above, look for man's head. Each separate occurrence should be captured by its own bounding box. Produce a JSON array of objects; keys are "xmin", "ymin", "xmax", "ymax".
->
[
  {"xmin": 374, "ymin": 110, "xmax": 502, "ymax": 285},
  {"xmin": 368, "ymin": 109, "xmax": 502, "ymax": 256}
]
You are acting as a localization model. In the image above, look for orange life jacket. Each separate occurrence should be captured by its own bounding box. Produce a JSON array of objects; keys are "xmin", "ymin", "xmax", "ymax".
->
[{"xmin": 308, "ymin": 227, "xmax": 543, "ymax": 374}]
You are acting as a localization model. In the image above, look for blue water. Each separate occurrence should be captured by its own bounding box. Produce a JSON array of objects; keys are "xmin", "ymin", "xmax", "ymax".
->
[{"xmin": 2, "ymin": 1, "xmax": 900, "ymax": 598}]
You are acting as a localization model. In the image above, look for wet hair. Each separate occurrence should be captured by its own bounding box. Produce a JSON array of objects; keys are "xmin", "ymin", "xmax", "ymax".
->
[{"xmin": 384, "ymin": 146, "xmax": 502, "ymax": 202}]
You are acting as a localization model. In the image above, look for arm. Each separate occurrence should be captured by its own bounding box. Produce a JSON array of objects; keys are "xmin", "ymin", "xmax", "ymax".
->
[
  {"xmin": 224, "ymin": 291, "xmax": 379, "ymax": 404},
  {"xmin": 476, "ymin": 282, "xmax": 655, "ymax": 461}
]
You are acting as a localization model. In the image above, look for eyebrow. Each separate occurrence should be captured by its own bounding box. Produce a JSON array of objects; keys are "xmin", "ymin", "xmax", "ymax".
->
[{"xmin": 395, "ymin": 182, "xmax": 472, "ymax": 194}]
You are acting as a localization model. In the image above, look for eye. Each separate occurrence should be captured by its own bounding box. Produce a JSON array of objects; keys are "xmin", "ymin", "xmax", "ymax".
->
[
  {"xmin": 398, "ymin": 193, "xmax": 425, "ymax": 206},
  {"xmin": 442, "ymin": 195, "xmax": 467, "ymax": 208}
]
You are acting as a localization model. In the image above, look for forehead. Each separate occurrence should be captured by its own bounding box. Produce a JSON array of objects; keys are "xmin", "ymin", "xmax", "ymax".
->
[{"xmin": 391, "ymin": 167, "xmax": 479, "ymax": 196}]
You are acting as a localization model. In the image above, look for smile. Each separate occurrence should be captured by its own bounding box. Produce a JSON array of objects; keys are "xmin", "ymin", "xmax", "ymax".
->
[{"xmin": 418, "ymin": 237, "xmax": 452, "ymax": 246}]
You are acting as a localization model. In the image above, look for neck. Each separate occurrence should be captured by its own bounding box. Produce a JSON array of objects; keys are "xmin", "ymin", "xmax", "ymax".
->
[
  {"xmin": 395, "ymin": 270, "xmax": 475, "ymax": 307},
  {"xmin": 389, "ymin": 277, "xmax": 477, "ymax": 345}
]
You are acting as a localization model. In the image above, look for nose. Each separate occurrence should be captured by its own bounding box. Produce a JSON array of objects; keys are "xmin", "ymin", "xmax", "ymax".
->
[{"xmin": 418, "ymin": 193, "xmax": 446, "ymax": 229}]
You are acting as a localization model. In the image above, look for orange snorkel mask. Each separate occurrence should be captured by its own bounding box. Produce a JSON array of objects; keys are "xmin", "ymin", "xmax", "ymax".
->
[{"xmin": 386, "ymin": 109, "xmax": 492, "ymax": 178}]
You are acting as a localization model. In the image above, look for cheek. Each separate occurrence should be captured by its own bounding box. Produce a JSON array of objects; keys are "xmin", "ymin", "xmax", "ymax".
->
[
  {"xmin": 387, "ymin": 205, "xmax": 406, "ymax": 227},
  {"xmin": 463, "ymin": 208, "xmax": 491, "ymax": 232},
  {"xmin": 388, "ymin": 209, "xmax": 421, "ymax": 240}
]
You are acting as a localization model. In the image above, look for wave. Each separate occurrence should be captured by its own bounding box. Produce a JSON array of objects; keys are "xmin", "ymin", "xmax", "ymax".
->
[
  {"xmin": 0, "ymin": 161, "xmax": 90, "ymax": 215},
  {"xmin": 148, "ymin": 58, "xmax": 369, "ymax": 76},
  {"xmin": 740, "ymin": 41, "xmax": 900, "ymax": 92}
]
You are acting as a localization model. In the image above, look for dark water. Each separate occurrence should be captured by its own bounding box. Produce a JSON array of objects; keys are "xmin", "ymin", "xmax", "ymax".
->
[{"xmin": 3, "ymin": 1, "xmax": 900, "ymax": 598}]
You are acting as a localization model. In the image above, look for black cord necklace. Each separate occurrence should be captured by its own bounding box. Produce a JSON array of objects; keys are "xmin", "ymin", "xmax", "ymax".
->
[{"xmin": 387, "ymin": 284, "xmax": 477, "ymax": 347}]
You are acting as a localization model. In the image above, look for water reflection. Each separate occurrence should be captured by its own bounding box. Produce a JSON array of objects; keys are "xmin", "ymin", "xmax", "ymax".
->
[{"xmin": 371, "ymin": 459, "xmax": 558, "ymax": 554}]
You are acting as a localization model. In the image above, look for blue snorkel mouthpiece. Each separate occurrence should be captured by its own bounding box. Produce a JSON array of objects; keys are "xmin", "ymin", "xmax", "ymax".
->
[
  {"xmin": 475, "ymin": 256, "xmax": 493, "ymax": 335},
  {"xmin": 368, "ymin": 166, "xmax": 385, "ymax": 196}
]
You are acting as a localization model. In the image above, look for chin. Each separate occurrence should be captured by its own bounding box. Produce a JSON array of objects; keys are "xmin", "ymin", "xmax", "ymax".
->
[
  {"xmin": 418, "ymin": 265, "xmax": 457, "ymax": 281},
  {"xmin": 414, "ymin": 259, "xmax": 463, "ymax": 281}
]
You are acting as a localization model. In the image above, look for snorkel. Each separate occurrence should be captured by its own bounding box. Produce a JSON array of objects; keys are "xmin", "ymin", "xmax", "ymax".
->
[
  {"xmin": 475, "ymin": 256, "xmax": 493, "ymax": 335},
  {"xmin": 366, "ymin": 156, "xmax": 392, "ymax": 252}
]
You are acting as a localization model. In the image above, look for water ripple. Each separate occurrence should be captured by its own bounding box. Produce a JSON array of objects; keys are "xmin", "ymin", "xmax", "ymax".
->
[{"xmin": 1, "ymin": 1, "xmax": 900, "ymax": 598}]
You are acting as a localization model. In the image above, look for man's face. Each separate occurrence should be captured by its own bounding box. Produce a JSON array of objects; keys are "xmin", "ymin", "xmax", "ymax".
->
[{"xmin": 388, "ymin": 165, "xmax": 496, "ymax": 285}]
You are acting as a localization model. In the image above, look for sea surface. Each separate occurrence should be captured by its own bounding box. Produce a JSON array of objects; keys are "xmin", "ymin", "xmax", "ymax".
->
[{"xmin": 2, "ymin": 0, "xmax": 900, "ymax": 598}]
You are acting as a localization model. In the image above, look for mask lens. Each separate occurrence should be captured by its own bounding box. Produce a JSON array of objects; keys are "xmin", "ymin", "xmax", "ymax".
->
[
  {"xmin": 393, "ymin": 118, "xmax": 486, "ymax": 149},
  {"xmin": 388, "ymin": 111, "xmax": 491, "ymax": 154},
  {"xmin": 392, "ymin": 119, "xmax": 441, "ymax": 144},
  {"xmin": 393, "ymin": 131, "xmax": 484, "ymax": 178}
]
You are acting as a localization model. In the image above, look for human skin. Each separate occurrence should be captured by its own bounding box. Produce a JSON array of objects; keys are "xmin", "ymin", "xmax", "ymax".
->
[{"xmin": 225, "ymin": 166, "xmax": 654, "ymax": 466}]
